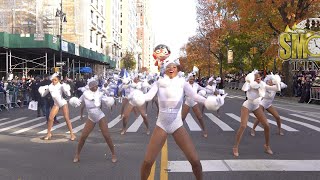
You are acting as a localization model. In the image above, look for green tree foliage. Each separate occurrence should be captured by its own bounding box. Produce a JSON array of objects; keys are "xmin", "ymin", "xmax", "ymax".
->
[{"xmin": 120, "ymin": 51, "xmax": 136, "ymax": 70}]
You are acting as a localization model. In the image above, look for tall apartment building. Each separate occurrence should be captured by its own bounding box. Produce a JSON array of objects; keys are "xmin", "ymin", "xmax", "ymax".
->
[
  {"xmin": 106, "ymin": 0, "xmax": 122, "ymax": 70},
  {"xmin": 136, "ymin": 0, "xmax": 155, "ymax": 72},
  {"xmin": 120, "ymin": 0, "xmax": 139, "ymax": 70}
]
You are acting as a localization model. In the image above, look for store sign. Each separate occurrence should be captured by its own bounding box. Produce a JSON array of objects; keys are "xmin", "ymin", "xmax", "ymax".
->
[
  {"xmin": 62, "ymin": 41, "xmax": 68, "ymax": 52},
  {"xmin": 278, "ymin": 18, "xmax": 320, "ymax": 71},
  {"xmin": 75, "ymin": 44, "xmax": 79, "ymax": 56}
]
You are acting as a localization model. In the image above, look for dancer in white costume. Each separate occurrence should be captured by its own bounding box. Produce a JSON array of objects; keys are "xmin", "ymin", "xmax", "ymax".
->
[
  {"xmin": 251, "ymin": 75, "xmax": 287, "ymax": 136},
  {"xmin": 233, "ymin": 71, "xmax": 281, "ymax": 157},
  {"xmin": 120, "ymin": 76, "xmax": 150, "ymax": 135},
  {"xmin": 182, "ymin": 73, "xmax": 208, "ymax": 137},
  {"xmin": 38, "ymin": 73, "xmax": 76, "ymax": 140},
  {"xmin": 133, "ymin": 59, "xmax": 226, "ymax": 180},
  {"xmin": 70, "ymin": 80, "xmax": 117, "ymax": 163}
]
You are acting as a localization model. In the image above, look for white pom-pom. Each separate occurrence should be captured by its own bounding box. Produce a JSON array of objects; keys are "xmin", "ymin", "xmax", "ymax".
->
[
  {"xmin": 245, "ymin": 73, "xmax": 253, "ymax": 83},
  {"xmin": 198, "ymin": 90, "xmax": 206, "ymax": 97},
  {"xmin": 272, "ymin": 74, "xmax": 281, "ymax": 85},
  {"xmin": 38, "ymin": 85, "xmax": 49, "ymax": 97},
  {"xmin": 102, "ymin": 96, "xmax": 115, "ymax": 108},
  {"xmin": 241, "ymin": 82, "xmax": 250, "ymax": 91},
  {"xmin": 205, "ymin": 94, "xmax": 227, "ymax": 111},
  {"xmin": 129, "ymin": 90, "xmax": 145, "ymax": 106},
  {"xmin": 280, "ymin": 82, "xmax": 287, "ymax": 89},
  {"xmin": 61, "ymin": 83, "xmax": 71, "ymax": 96},
  {"xmin": 205, "ymin": 96, "xmax": 219, "ymax": 111},
  {"xmin": 69, "ymin": 97, "xmax": 81, "ymax": 107},
  {"xmin": 142, "ymin": 80, "xmax": 150, "ymax": 89},
  {"xmin": 250, "ymin": 81, "xmax": 260, "ymax": 89}
]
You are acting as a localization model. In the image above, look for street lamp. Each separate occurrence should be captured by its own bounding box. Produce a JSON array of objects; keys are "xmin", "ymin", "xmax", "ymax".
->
[{"xmin": 56, "ymin": 0, "xmax": 67, "ymax": 77}]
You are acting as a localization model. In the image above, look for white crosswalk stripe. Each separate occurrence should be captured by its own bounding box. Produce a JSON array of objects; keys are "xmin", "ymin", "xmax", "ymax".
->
[
  {"xmin": 226, "ymin": 113, "xmax": 263, "ymax": 131},
  {"xmin": 290, "ymin": 114, "xmax": 320, "ymax": 124},
  {"xmin": 37, "ymin": 116, "xmax": 81, "ymax": 134},
  {"xmin": 126, "ymin": 115, "xmax": 144, "ymax": 132},
  {"xmin": 67, "ymin": 115, "xmax": 123, "ymax": 134},
  {"xmin": 0, "ymin": 117, "xmax": 27, "ymax": 127},
  {"xmin": 185, "ymin": 113, "xmax": 201, "ymax": 131},
  {"xmin": 11, "ymin": 116, "xmax": 63, "ymax": 135},
  {"xmin": 249, "ymin": 113, "xmax": 298, "ymax": 132},
  {"xmin": 274, "ymin": 114, "xmax": 320, "ymax": 132},
  {"xmin": 168, "ymin": 160, "xmax": 320, "ymax": 172},
  {"xmin": 0, "ymin": 117, "xmax": 44, "ymax": 133},
  {"xmin": 205, "ymin": 113, "xmax": 234, "ymax": 131},
  {"xmin": 0, "ymin": 118, "xmax": 9, "ymax": 122},
  {"xmin": 108, "ymin": 115, "xmax": 121, "ymax": 128}
]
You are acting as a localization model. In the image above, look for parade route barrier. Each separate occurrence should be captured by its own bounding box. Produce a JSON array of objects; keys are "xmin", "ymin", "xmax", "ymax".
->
[
  {"xmin": 0, "ymin": 92, "xmax": 8, "ymax": 111},
  {"xmin": 308, "ymin": 87, "xmax": 320, "ymax": 104}
]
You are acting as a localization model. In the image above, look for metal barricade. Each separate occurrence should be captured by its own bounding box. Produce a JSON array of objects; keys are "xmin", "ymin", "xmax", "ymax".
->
[
  {"xmin": 238, "ymin": 82, "xmax": 244, "ymax": 90},
  {"xmin": 0, "ymin": 92, "xmax": 8, "ymax": 111},
  {"xmin": 308, "ymin": 87, "xmax": 320, "ymax": 104}
]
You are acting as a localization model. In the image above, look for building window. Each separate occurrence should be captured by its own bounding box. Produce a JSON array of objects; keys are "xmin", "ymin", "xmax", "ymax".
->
[
  {"xmin": 90, "ymin": 30, "xmax": 93, "ymax": 43},
  {"xmin": 101, "ymin": 37, "xmax": 103, "ymax": 48},
  {"xmin": 101, "ymin": 5, "xmax": 103, "ymax": 15},
  {"xmin": 96, "ymin": 16, "xmax": 99, "ymax": 25},
  {"xmin": 101, "ymin": 20, "xmax": 104, "ymax": 28},
  {"xmin": 91, "ymin": 10, "xmax": 93, "ymax": 19},
  {"xmin": 120, "ymin": 28, "xmax": 122, "ymax": 33},
  {"xmin": 96, "ymin": 34, "xmax": 99, "ymax": 45}
]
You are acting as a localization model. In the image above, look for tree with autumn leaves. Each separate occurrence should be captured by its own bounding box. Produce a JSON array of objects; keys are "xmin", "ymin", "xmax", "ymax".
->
[{"xmin": 180, "ymin": 0, "xmax": 320, "ymax": 90}]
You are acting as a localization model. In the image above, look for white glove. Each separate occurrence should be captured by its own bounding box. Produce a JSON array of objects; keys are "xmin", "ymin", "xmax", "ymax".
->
[
  {"xmin": 241, "ymin": 82, "xmax": 250, "ymax": 91},
  {"xmin": 129, "ymin": 90, "xmax": 145, "ymax": 106},
  {"xmin": 102, "ymin": 96, "xmax": 115, "ymax": 108},
  {"xmin": 61, "ymin": 83, "xmax": 71, "ymax": 96},
  {"xmin": 38, "ymin": 85, "xmax": 49, "ymax": 97},
  {"xmin": 69, "ymin": 97, "xmax": 81, "ymax": 107}
]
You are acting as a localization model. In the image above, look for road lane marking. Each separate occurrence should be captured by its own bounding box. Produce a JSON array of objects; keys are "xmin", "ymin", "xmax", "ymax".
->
[
  {"xmin": 167, "ymin": 160, "xmax": 320, "ymax": 171},
  {"xmin": 185, "ymin": 113, "xmax": 201, "ymax": 131},
  {"xmin": 160, "ymin": 140, "xmax": 168, "ymax": 180},
  {"xmin": 0, "ymin": 117, "xmax": 44, "ymax": 132},
  {"xmin": 37, "ymin": 116, "xmax": 80, "ymax": 134},
  {"xmin": 67, "ymin": 123, "xmax": 85, "ymax": 133},
  {"xmin": 205, "ymin": 113, "xmax": 234, "ymax": 131},
  {"xmin": 126, "ymin": 115, "xmax": 144, "ymax": 132},
  {"xmin": 271, "ymin": 114, "xmax": 320, "ymax": 132},
  {"xmin": 0, "ymin": 118, "xmax": 8, "ymax": 122},
  {"xmin": 0, "ymin": 117, "xmax": 27, "ymax": 127},
  {"xmin": 108, "ymin": 115, "xmax": 121, "ymax": 128},
  {"xmin": 249, "ymin": 114, "xmax": 298, "ymax": 132},
  {"xmin": 290, "ymin": 114, "xmax": 320, "ymax": 124},
  {"xmin": 147, "ymin": 162, "xmax": 156, "ymax": 180},
  {"xmin": 11, "ymin": 116, "xmax": 63, "ymax": 134},
  {"xmin": 226, "ymin": 113, "xmax": 263, "ymax": 131}
]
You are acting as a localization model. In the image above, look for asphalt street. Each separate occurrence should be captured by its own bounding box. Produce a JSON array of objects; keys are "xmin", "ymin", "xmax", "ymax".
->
[{"xmin": 0, "ymin": 89, "xmax": 320, "ymax": 180}]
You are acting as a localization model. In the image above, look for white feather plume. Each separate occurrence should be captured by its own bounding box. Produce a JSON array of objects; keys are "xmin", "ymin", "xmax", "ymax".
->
[
  {"xmin": 38, "ymin": 85, "xmax": 49, "ymax": 97},
  {"xmin": 129, "ymin": 90, "xmax": 145, "ymax": 106},
  {"xmin": 102, "ymin": 96, "xmax": 115, "ymax": 108}
]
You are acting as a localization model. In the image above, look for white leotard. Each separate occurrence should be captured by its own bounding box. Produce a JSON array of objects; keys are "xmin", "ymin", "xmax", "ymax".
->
[
  {"xmin": 79, "ymin": 90, "xmax": 105, "ymax": 123},
  {"xmin": 144, "ymin": 75, "xmax": 206, "ymax": 134},
  {"xmin": 48, "ymin": 82, "xmax": 68, "ymax": 107}
]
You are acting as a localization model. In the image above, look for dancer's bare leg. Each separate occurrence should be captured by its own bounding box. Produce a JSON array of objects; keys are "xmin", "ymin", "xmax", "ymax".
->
[
  {"xmin": 73, "ymin": 119, "xmax": 95, "ymax": 162},
  {"xmin": 266, "ymin": 105, "xmax": 284, "ymax": 135},
  {"xmin": 137, "ymin": 105, "xmax": 150, "ymax": 135},
  {"xmin": 253, "ymin": 106, "xmax": 273, "ymax": 154},
  {"xmin": 62, "ymin": 104, "xmax": 76, "ymax": 140},
  {"xmin": 233, "ymin": 106, "xmax": 249, "ymax": 157},
  {"xmin": 43, "ymin": 105, "xmax": 59, "ymax": 139},
  {"xmin": 120, "ymin": 98, "xmax": 128, "ymax": 118},
  {"xmin": 99, "ymin": 117, "xmax": 117, "ymax": 162},
  {"xmin": 140, "ymin": 126, "xmax": 167, "ymax": 180},
  {"xmin": 172, "ymin": 127, "xmax": 203, "ymax": 180},
  {"xmin": 133, "ymin": 107, "xmax": 139, "ymax": 118},
  {"xmin": 193, "ymin": 104, "xmax": 207, "ymax": 138},
  {"xmin": 181, "ymin": 104, "xmax": 189, "ymax": 122},
  {"xmin": 251, "ymin": 106, "xmax": 265, "ymax": 137},
  {"xmin": 121, "ymin": 103, "xmax": 133, "ymax": 135}
]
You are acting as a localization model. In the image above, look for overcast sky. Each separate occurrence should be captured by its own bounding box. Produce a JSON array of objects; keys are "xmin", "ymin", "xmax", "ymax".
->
[{"xmin": 150, "ymin": 0, "xmax": 198, "ymax": 60}]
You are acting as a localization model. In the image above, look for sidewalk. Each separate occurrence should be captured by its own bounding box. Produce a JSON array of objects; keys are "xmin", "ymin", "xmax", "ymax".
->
[{"xmin": 225, "ymin": 88, "xmax": 318, "ymax": 105}]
